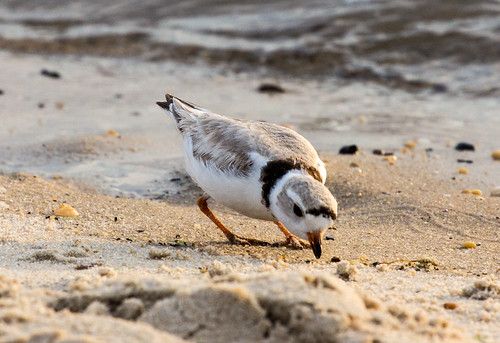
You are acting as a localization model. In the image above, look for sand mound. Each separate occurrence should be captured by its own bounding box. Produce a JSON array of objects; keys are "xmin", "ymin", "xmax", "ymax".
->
[
  {"xmin": 462, "ymin": 276, "xmax": 500, "ymax": 300},
  {"xmin": 47, "ymin": 271, "xmax": 471, "ymax": 343},
  {"xmin": 0, "ymin": 275, "xmax": 188, "ymax": 343}
]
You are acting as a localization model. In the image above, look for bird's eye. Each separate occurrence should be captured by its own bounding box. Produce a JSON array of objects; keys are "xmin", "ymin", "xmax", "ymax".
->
[{"xmin": 293, "ymin": 203, "xmax": 303, "ymax": 217}]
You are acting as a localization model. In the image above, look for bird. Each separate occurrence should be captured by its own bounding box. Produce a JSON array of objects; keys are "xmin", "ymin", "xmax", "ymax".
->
[{"xmin": 156, "ymin": 94, "xmax": 337, "ymax": 259}]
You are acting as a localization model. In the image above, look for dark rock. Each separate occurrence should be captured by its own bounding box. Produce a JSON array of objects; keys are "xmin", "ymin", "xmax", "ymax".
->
[
  {"xmin": 257, "ymin": 83, "xmax": 285, "ymax": 94},
  {"xmin": 425, "ymin": 148, "xmax": 433, "ymax": 153},
  {"xmin": 38, "ymin": 102, "xmax": 45, "ymax": 109},
  {"xmin": 339, "ymin": 145, "xmax": 359, "ymax": 155},
  {"xmin": 41, "ymin": 69, "xmax": 61, "ymax": 79},
  {"xmin": 432, "ymin": 84, "xmax": 448, "ymax": 93},
  {"xmin": 455, "ymin": 142, "xmax": 475, "ymax": 151},
  {"xmin": 330, "ymin": 256, "xmax": 341, "ymax": 262},
  {"xmin": 457, "ymin": 159, "xmax": 473, "ymax": 164},
  {"xmin": 0, "ymin": 89, "xmax": 4, "ymax": 95},
  {"xmin": 372, "ymin": 149, "xmax": 394, "ymax": 156},
  {"xmin": 325, "ymin": 235, "xmax": 335, "ymax": 241}
]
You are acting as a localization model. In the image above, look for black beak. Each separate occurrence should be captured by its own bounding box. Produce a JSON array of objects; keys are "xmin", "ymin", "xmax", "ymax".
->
[{"xmin": 307, "ymin": 232, "xmax": 323, "ymax": 259}]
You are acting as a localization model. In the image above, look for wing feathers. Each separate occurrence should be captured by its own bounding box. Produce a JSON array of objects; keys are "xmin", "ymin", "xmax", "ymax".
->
[{"xmin": 156, "ymin": 94, "xmax": 323, "ymax": 180}]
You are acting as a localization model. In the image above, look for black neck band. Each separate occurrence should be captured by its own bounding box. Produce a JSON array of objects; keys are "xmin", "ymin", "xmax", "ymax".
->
[{"xmin": 260, "ymin": 159, "xmax": 321, "ymax": 208}]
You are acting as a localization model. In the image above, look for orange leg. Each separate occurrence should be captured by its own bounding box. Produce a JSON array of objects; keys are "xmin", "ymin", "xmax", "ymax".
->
[
  {"xmin": 273, "ymin": 221, "xmax": 310, "ymax": 249},
  {"xmin": 197, "ymin": 195, "xmax": 269, "ymax": 246}
]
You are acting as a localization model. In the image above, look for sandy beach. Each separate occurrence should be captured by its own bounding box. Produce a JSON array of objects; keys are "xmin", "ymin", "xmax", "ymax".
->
[
  {"xmin": 1, "ymin": 119, "xmax": 499, "ymax": 341},
  {"xmin": 1, "ymin": 1, "xmax": 500, "ymax": 340}
]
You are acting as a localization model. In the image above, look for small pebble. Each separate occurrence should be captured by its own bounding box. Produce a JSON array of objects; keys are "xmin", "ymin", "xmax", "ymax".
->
[
  {"xmin": 443, "ymin": 302, "xmax": 458, "ymax": 310},
  {"xmin": 404, "ymin": 141, "xmax": 417, "ymax": 149},
  {"xmin": 349, "ymin": 162, "xmax": 360, "ymax": 168},
  {"xmin": 54, "ymin": 204, "xmax": 79, "ymax": 217},
  {"xmin": 351, "ymin": 167, "xmax": 362, "ymax": 174},
  {"xmin": 41, "ymin": 69, "xmax": 61, "ymax": 79},
  {"xmin": 325, "ymin": 235, "xmax": 335, "ymax": 241},
  {"xmin": 389, "ymin": 161, "xmax": 396, "ymax": 166},
  {"xmin": 330, "ymin": 256, "xmax": 341, "ymax": 263},
  {"xmin": 52, "ymin": 174, "xmax": 63, "ymax": 180},
  {"xmin": 383, "ymin": 155, "xmax": 397, "ymax": 161},
  {"xmin": 462, "ymin": 242, "xmax": 476, "ymax": 249},
  {"xmin": 471, "ymin": 189, "xmax": 482, "ymax": 196},
  {"xmin": 492, "ymin": 150, "xmax": 500, "ymax": 161},
  {"xmin": 490, "ymin": 186, "xmax": 500, "ymax": 197},
  {"xmin": 401, "ymin": 147, "xmax": 408, "ymax": 154},
  {"xmin": 432, "ymin": 84, "xmax": 448, "ymax": 93},
  {"xmin": 457, "ymin": 159, "xmax": 473, "ymax": 164},
  {"xmin": 98, "ymin": 266, "xmax": 116, "ymax": 277},
  {"xmin": 461, "ymin": 189, "xmax": 472, "ymax": 194},
  {"xmin": 372, "ymin": 149, "xmax": 394, "ymax": 156},
  {"xmin": 339, "ymin": 145, "xmax": 359, "ymax": 155},
  {"xmin": 257, "ymin": 83, "xmax": 285, "ymax": 94},
  {"xmin": 455, "ymin": 142, "xmax": 475, "ymax": 151},
  {"xmin": 107, "ymin": 129, "xmax": 120, "ymax": 137},
  {"xmin": 458, "ymin": 168, "xmax": 468, "ymax": 174},
  {"xmin": 55, "ymin": 102, "xmax": 64, "ymax": 110}
]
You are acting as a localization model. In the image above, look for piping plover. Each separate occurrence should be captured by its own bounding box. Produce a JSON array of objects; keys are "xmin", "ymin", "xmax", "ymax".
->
[{"xmin": 157, "ymin": 94, "xmax": 337, "ymax": 258}]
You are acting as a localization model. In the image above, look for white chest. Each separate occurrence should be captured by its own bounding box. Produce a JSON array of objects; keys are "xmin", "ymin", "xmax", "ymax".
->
[{"xmin": 183, "ymin": 138, "xmax": 275, "ymax": 221}]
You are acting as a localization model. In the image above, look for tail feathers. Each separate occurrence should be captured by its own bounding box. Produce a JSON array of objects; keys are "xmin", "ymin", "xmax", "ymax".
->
[
  {"xmin": 156, "ymin": 93, "xmax": 174, "ymax": 112},
  {"xmin": 156, "ymin": 94, "xmax": 204, "ymax": 131},
  {"xmin": 156, "ymin": 93, "xmax": 181, "ymax": 124}
]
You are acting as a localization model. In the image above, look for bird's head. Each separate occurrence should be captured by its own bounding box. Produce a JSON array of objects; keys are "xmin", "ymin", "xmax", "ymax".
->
[{"xmin": 269, "ymin": 173, "xmax": 337, "ymax": 259}]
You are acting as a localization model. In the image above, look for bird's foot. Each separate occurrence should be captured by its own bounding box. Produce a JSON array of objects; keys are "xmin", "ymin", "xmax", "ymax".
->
[
  {"xmin": 273, "ymin": 235, "xmax": 310, "ymax": 249},
  {"xmin": 228, "ymin": 234, "xmax": 271, "ymax": 246}
]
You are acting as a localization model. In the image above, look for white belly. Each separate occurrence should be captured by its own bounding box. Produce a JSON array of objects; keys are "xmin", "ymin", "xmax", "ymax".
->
[{"xmin": 183, "ymin": 139, "xmax": 275, "ymax": 221}]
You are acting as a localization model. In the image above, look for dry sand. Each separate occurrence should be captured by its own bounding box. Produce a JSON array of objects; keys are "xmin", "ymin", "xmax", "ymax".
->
[{"xmin": 0, "ymin": 151, "xmax": 499, "ymax": 342}]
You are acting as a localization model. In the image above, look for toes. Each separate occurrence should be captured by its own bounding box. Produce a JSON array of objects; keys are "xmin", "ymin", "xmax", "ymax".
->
[
  {"xmin": 287, "ymin": 237, "xmax": 303, "ymax": 249},
  {"xmin": 298, "ymin": 239, "xmax": 310, "ymax": 248},
  {"xmin": 273, "ymin": 236, "xmax": 307, "ymax": 250}
]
